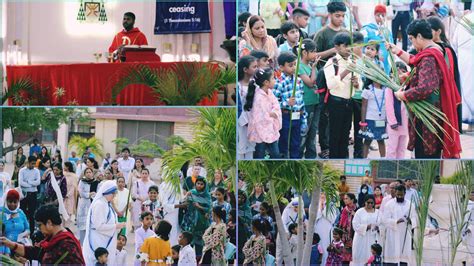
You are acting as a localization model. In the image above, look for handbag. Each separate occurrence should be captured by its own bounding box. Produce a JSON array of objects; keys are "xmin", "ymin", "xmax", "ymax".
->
[{"xmin": 224, "ymin": 241, "xmax": 236, "ymax": 260}]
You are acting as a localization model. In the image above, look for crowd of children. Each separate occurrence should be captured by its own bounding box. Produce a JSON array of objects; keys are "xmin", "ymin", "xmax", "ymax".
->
[{"xmin": 238, "ymin": 0, "xmax": 469, "ymax": 159}]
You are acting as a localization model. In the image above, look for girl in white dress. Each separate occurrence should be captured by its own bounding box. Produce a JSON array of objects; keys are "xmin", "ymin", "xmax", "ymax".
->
[{"xmin": 131, "ymin": 168, "xmax": 155, "ymax": 231}]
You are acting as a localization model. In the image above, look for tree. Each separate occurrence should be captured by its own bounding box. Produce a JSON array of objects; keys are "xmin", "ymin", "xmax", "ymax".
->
[
  {"xmin": 238, "ymin": 161, "xmax": 339, "ymax": 266},
  {"xmin": 68, "ymin": 136, "xmax": 104, "ymax": 158},
  {"xmin": 1, "ymin": 108, "xmax": 79, "ymax": 156},
  {"xmin": 161, "ymin": 108, "xmax": 236, "ymax": 192}
]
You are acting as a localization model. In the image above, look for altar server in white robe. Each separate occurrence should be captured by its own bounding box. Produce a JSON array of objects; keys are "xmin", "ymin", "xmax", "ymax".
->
[
  {"xmin": 83, "ymin": 180, "xmax": 126, "ymax": 266},
  {"xmin": 159, "ymin": 181, "xmax": 182, "ymax": 246},
  {"xmin": 313, "ymin": 193, "xmax": 338, "ymax": 265},
  {"xmin": 382, "ymin": 185, "xmax": 416, "ymax": 265},
  {"xmin": 352, "ymin": 194, "xmax": 381, "ymax": 266}
]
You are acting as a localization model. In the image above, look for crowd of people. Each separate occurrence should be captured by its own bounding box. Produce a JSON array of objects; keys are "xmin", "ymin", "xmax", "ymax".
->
[
  {"xmin": 0, "ymin": 140, "xmax": 237, "ymax": 265},
  {"xmin": 238, "ymin": 0, "xmax": 472, "ymax": 160},
  {"xmin": 238, "ymin": 170, "xmax": 427, "ymax": 265}
]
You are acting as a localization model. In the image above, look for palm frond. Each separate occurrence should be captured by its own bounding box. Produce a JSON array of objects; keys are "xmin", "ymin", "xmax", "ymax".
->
[
  {"xmin": 110, "ymin": 64, "xmax": 159, "ymax": 104},
  {"xmin": 455, "ymin": 15, "xmax": 474, "ymax": 35},
  {"xmin": 3, "ymin": 77, "xmax": 35, "ymax": 105}
]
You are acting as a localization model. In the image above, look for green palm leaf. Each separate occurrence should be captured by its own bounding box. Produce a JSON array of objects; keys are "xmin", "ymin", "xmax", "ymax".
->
[{"xmin": 68, "ymin": 135, "xmax": 105, "ymax": 158}]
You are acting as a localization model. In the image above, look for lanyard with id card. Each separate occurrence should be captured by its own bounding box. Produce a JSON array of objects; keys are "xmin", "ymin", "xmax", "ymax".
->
[
  {"xmin": 372, "ymin": 86, "xmax": 386, "ymax": 127},
  {"xmin": 291, "ymin": 111, "xmax": 300, "ymax": 120}
]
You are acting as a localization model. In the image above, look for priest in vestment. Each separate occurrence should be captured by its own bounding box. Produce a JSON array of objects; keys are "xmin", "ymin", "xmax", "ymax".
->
[
  {"xmin": 108, "ymin": 12, "xmax": 149, "ymax": 61},
  {"xmin": 382, "ymin": 185, "xmax": 417, "ymax": 265}
]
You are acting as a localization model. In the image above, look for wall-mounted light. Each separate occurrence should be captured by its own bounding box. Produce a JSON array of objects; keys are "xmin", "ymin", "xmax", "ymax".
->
[
  {"xmin": 161, "ymin": 43, "xmax": 174, "ymax": 62},
  {"xmin": 187, "ymin": 43, "xmax": 201, "ymax": 62}
]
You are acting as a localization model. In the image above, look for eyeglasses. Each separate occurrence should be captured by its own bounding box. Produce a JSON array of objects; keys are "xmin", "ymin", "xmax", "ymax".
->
[{"xmin": 366, "ymin": 201, "xmax": 375, "ymax": 205}]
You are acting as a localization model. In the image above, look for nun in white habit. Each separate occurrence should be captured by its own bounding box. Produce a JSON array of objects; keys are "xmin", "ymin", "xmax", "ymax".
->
[
  {"xmin": 159, "ymin": 181, "xmax": 183, "ymax": 246},
  {"xmin": 82, "ymin": 180, "xmax": 126, "ymax": 266}
]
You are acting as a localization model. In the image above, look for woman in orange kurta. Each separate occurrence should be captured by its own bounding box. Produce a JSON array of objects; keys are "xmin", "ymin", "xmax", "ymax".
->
[{"xmin": 139, "ymin": 220, "xmax": 172, "ymax": 266}]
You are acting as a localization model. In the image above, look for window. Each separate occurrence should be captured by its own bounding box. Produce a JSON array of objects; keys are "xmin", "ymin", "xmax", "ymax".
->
[
  {"xmin": 376, "ymin": 161, "xmax": 441, "ymax": 180},
  {"xmin": 118, "ymin": 120, "xmax": 173, "ymax": 152}
]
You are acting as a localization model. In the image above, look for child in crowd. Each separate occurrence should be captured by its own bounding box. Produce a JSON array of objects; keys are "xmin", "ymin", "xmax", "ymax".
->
[
  {"xmin": 95, "ymin": 247, "xmax": 108, "ymax": 266},
  {"xmin": 311, "ymin": 233, "xmax": 323, "ymax": 265},
  {"xmin": 238, "ymin": 55, "xmax": 258, "ymax": 159},
  {"xmin": 367, "ymin": 243, "xmax": 383, "ymax": 266},
  {"xmin": 115, "ymin": 234, "xmax": 128, "ymax": 266},
  {"xmin": 274, "ymin": 51, "xmax": 307, "ymax": 159},
  {"xmin": 178, "ymin": 231, "xmax": 197, "ymax": 265},
  {"xmin": 250, "ymin": 50, "xmax": 271, "ymax": 68},
  {"xmin": 288, "ymin": 223, "xmax": 298, "ymax": 265},
  {"xmin": 246, "ymin": 68, "xmax": 282, "ymax": 159},
  {"xmin": 278, "ymin": 21, "xmax": 300, "ymax": 53},
  {"xmin": 326, "ymin": 228, "xmax": 345, "ymax": 266},
  {"xmin": 143, "ymin": 185, "xmax": 163, "ymax": 224},
  {"xmin": 296, "ymin": 39, "xmax": 322, "ymax": 159},
  {"xmin": 359, "ymin": 75, "xmax": 388, "ymax": 158},
  {"xmin": 385, "ymin": 62, "xmax": 409, "ymax": 159},
  {"xmin": 212, "ymin": 187, "xmax": 232, "ymax": 222},
  {"xmin": 171, "ymin": 245, "xmax": 180, "ymax": 266},
  {"xmin": 135, "ymin": 212, "xmax": 156, "ymax": 266}
]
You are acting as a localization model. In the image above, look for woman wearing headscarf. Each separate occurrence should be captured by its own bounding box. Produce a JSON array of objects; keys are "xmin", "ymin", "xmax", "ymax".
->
[
  {"xmin": 77, "ymin": 167, "xmax": 100, "ymax": 244},
  {"xmin": 313, "ymin": 193, "xmax": 338, "ymax": 265},
  {"xmin": 239, "ymin": 15, "xmax": 279, "ymax": 68},
  {"xmin": 178, "ymin": 177, "xmax": 211, "ymax": 258},
  {"xmin": 82, "ymin": 180, "xmax": 126, "ymax": 266},
  {"xmin": 357, "ymin": 184, "xmax": 370, "ymax": 208},
  {"xmin": 337, "ymin": 193, "xmax": 357, "ymax": 264},
  {"xmin": 44, "ymin": 163, "xmax": 67, "ymax": 206},
  {"xmin": 1, "ymin": 189, "xmax": 30, "ymax": 254},
  {"xmin": 238, "ymin": 190, "xmax": 252, "ymax": 228}
]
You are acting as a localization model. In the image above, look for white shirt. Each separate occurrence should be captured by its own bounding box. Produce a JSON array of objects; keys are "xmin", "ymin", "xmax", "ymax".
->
[
  {"xmin": 115, "ymin": 248, "xmax": 127, "ymax": 266},
  {"xmin": 178, "ymin": 244, "xmax": 197, "ymax": 266},
  {"xmin": 186, "ymin": 167, "xmax": 207, "ymax": 178},
  {"xmin": 362, "ymin": 86, "xmax": 387, "ymax": 121},
  {"xmin": 405, "ymin": 188, "xmax": 418, "ymax": 202},
  {"xmin": 118, "ymin": 156, "xmax": 135, "ymax": 183}
]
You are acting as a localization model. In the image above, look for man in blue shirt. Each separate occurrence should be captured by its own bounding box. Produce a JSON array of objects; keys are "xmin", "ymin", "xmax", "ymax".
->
[{"xmin": 29, "ymin": 139, "xmax": 41, "ymax": 157}]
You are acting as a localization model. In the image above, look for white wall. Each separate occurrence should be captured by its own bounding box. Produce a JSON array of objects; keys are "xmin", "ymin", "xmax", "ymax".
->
[{"xmin": 5, "ymin": 1, "xmax": 231, "ymax": 64}]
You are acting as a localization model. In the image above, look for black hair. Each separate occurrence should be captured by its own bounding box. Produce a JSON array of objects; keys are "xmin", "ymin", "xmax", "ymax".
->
[
  {"xmin": 52, "ymin": 162, "xmax": 62, "ymax": 171},
  {"xmin": 288, "ymin": 223, "xmax": 298, "ymax": 235},
  {"xmin": 333, "ymin": 32, "xmax": 352, "ymax": 46},
  {"xmin": 364, "ymin": 194, "xmax": 376, "ymax": 205},
  {"xmin": 172, "ymin": 245, "xmax": 181, "ymax": 253},
  {"xmin": 374, "ymin": 185, "xmax": 382, "ymax": 192},
  {"xmin": 229, "ymin": 209, "xmax": 237, "ymax": 223},
  {"xmin": 238, "ymin": 55, "xmax": 257, "ymax": 81},
  {"xmin": 395, "ymin": 179, "xmax": 404, "ymax": 185},
  {"xmin": 39, "ymin": 157, "xmax": 51, "ymax": 171},
  {"xmin": 353, "ymin": 32, "xmax": 364, "ymax": 44},
  {"xmin": 293, "ymin": 38, "xmax": 317, "ymax": 56},
  {"xmin": 215, "ymin": 187, "xmax": 227, "ymax": 198},
  {"xmin": 249, "ymin": 50, "xmax": 270, "ymax": 60},
  {"xmin": 155, "ymin": 220, "xmax": 172, "ymax": 241},
  {"xmin": 407, "ymin": 19, "xmax": 433, "ymax": 40},
  {"xmin": 252, "ymin": 218, "xmax": 268, "ymax": 235},
  {"xmin": 244, "ymin": 68, "xmax": 274, "ymax": 112},
  {"xmin": 64, "ymin": 161, "xmax": 74, "ymax": 173},
  {"xmin": 148, "ymin": 185, "xmax": 159, "ymax": 193},
  {"xmin": 278, "ymin": 51, "xmax": 297, "ymax": 66},
  {"xmin": 313, "ymin": 233, "xmax": 321, "ymax": 244},
  {"xmin": 395, "ymin": 61, "xmax": 408, "ymax": 72},
  {"xmin": 121, "ymin": 147, "xmax": 131, "ymax": 153},
  {"xmin": 124, "ymin": 12, "xmax": 136, "ymax": 21},
  {"xmin": 371, "ymin": 243, "xmax": 383, "ymax": 256},
  {"xmin": 140, "ymin": 211, "xmax": 153, "ymax": 221},
  {"xmin": 340, "ymin": 175, "xmax": 346, "ymax": 180},
  {"xmin": 248, "ymin": 15, "xmax": 264, "ymax": 31},
  {"xmin": 327, "ymin": 1, "xmax": 347, "ymax": 13},
  {"xmin": 133, "ymin": 158, "xmax": 144, "ymax": 170},
  {"xmin": 238, "ymin": 12, "xmax": 252, "ymax": 27},
  {"xmin": 94, "ymin": 247, "xmax": 109, "ymax": 259},
  {"xmin": 345, "ymin": 192, "xmax": 357, "ymax": 204},
  {"xmin": 117, "ymin": 233, "xmax": 127, "ymax": 242},
  {"xmin": 35, "ymin": 205, "xmax": 62, "ymax": 225},
  {"xmin": 238, "ymin": 189, "xmax": 248, "ymax": 202},
  {"xmin": 213, "ymin": 206, "xmax": 227, "ymax": 222},
  {"xmin": 333, "ymin": 227, "xmax": 344, "ymax": 236},
  {"xmin": 360, "ymin": 184, "xmax": 369, "ymax": 194},
  {"xmin": 195, "ymin": 177, "xmax": 206, "ymax": 188},
  {"xmin": 292, "ymin": 7, "xmax": 310, "ymax": 18},
  {"xmin": 427, "ymin": 16, "xmax": 449, "ymax": 44},
  {"xmin": 141, "ymin": 168, "xmax": 150, "ymax": 174},
  {"xmin": 260, "ymin": 201, "xmax": 271, "ymax": 214},
  {"xmin": 87, "ymin": 157, "xmax": 99, "ymax": 169},
  {"xmin": 28, "ymin": 156, "xmax": 37, "ymax": 163},
  {"xmin": 181, "ymin": 231, "xmax": 193, "ymax": 244},
  {"xmin": 396, "ymin": 184, "xmax": 407, "ymax": 193},
  {"xmin": 280, "ymin": 21, "xmax": 299, "ymax": 35}
]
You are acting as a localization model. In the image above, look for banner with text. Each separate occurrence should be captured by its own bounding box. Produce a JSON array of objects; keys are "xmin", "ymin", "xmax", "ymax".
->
[{"xmin": 155, "ymin": 1, "xmax": 211, "ymax": 34}]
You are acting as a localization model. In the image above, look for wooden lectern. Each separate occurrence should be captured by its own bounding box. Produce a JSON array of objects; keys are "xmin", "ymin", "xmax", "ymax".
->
[{"xmin": 120, "ymin": 45, "xmax": 161, "ymax": 62}]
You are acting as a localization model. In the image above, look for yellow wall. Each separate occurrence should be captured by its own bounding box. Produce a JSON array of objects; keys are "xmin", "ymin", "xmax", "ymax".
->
[{"xmin": 94, "ymin": 118, "xmax": 118, "ymax": 159}]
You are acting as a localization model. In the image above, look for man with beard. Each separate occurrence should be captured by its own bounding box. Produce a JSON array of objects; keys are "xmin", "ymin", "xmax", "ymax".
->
[
  {"xmin": 108, "ymin": 12, "xmax": 149, "ymax": 62},
  {"xmin": 382, "ymin": 185, "xmax": 416, "ymax": 265}
]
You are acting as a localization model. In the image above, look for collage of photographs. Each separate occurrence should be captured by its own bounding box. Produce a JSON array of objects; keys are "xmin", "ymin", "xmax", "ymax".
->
[{"xmin": 0, "ymin": 0, "xmax": 474, "ymax": 265}]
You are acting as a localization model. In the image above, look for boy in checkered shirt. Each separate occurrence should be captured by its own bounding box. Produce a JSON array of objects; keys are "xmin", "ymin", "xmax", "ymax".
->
[{"xmin": 273, "ymin": 51, "xmax": 307, "ymax": 159}]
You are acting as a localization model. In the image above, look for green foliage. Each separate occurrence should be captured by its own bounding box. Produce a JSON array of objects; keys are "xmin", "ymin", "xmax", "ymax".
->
[
  {"xmin": 110, "ymin": 63, "xmax": 236, "ymax": 106},
  {"xmin": 161, "ymin": 108, "xmax": 236, "ymax": 192},
  {"xmin": 112, "ymin": 138, "xmax": 129, "ymax": 152},
  {"xmin": 68, "ymin": 135, "xmax": 104, "ymax": 158},
  {"xmin": 130, "ymin": 139, "xmax": 165, "ymax": 158}
]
